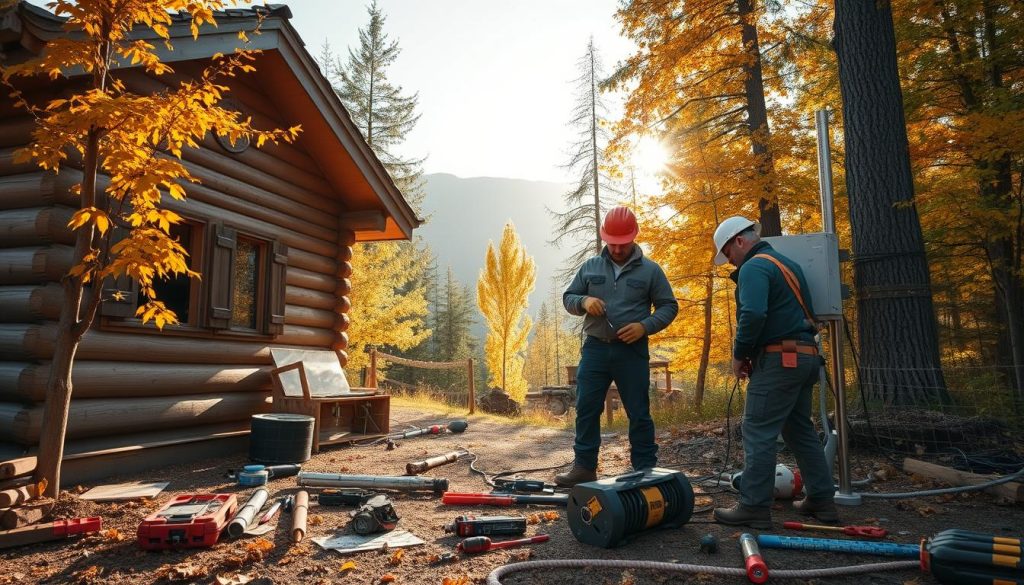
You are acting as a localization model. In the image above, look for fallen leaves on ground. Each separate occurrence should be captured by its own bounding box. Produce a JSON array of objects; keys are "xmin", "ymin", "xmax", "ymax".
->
[
  {"xmin": 379, "ymin": 574, "xmax": 396, "ymax": 583},
  {"xmin": 340, "ymin": 561, "xmax": 357, "ymax": 572},
  {"xmin": 441, "ymin": 577, "xmax": 470, "ymax": 585},
  {"xmin": 527, "ymin": 511, "xmax": 561, "ymax": 524},
  {"xmin": 389, "ymin": 548, "xmax": 405, "ymax": 565},
  {"xmin": 156, "ymin": 563, "xmax": 209, "ymax": 581},
  {"xmin": 214, "ymin": 574, "xmax": 253, "ymax": 585},
  {"xmin": 223, "ymin": 538, "xmax": 275, "ymax": 569},
  {"xmin": 71, "ymin": 565, "xmax": 101, "ymax": 584},
  {"xmin": 308, "ymin": 514, "xmax": 323, "ymax": 526},
  {"xmin": 277, "ymin": 543, "xmax": 309, "ymax": 566},
  {"xmin": 102, "ymin": 528, "xmax": 125, "ymax": 541}
]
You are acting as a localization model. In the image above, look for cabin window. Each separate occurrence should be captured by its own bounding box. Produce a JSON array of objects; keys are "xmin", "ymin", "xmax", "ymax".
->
[
  {"xmin": 151, "ymin": 222, "xmax": 201, "ymax": 326},
  {"xmin": 229, "ymin": 237, "xmax": 262, "ymax": 330}
]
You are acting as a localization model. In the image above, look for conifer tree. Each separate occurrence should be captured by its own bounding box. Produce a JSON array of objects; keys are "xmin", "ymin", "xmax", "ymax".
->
[
  {"xmin": 324, "ymin": 2, "xmax": 432, "ymax": 377},
  {"xmin": 477, "ymin": 222, "xmax": 536, "ymax": 402},
  {"xmin": 433, "ymin": 267, "xmax": 477, "ymax": 389},
  {"xmin": 550, "ymin": 38, "xmax": 619, "ymax": 280}
]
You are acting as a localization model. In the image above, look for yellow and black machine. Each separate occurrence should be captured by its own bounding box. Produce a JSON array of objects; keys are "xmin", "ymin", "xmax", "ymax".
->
[{"xmin": 567, "ymin": 468, "xmax": 694, "ymax": 548}]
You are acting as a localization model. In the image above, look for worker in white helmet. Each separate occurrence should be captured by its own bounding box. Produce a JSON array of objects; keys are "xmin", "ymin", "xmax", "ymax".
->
[{"xmin": 711, "ymin": 216, "xmax": 838, "ymax": 529}]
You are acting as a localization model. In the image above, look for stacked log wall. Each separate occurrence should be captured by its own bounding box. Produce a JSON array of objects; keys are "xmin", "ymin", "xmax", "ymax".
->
[{"xmin": 0, "ymin": 73, "xmax": 352, "ymax": 459}]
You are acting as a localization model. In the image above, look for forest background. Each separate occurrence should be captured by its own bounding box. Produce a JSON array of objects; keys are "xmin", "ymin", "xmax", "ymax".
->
[{"xmin": 320, "ymin": 1, "xmax": 1022, "ymax": 419}]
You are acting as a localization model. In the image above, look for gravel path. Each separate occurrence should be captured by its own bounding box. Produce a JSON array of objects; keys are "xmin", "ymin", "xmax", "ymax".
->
[{"xmin": 0, "ymin": 403, "xmax": 1020, "ymax": 584}]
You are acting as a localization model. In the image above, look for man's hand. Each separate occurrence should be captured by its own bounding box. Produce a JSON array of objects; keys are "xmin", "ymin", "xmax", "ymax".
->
[
  {"xmin": 616, "ymin": 322, "xmax": 646, "ymax": 344},
  {"xmin": 732, "ymin": 358, "xmax": 752, "ymax": 380},
  {"xmin": 582, "ymin": 296, "xmax": 606, "ymax": 316}
]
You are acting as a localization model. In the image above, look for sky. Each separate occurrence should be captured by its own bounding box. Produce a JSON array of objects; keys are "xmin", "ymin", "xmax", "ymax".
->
[{"xmin": 287, "ymin": 1, "xmax": 638, "ymax": 183}]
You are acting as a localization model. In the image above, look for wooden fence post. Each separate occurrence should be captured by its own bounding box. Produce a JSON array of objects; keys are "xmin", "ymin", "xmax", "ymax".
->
[
  {"xmin": 368, "ymin": 348, "xmax": 378, "ymax": 389},
  {"xmin": 467, "ymin": 358, "xmax": 475, "ymax": 414}
]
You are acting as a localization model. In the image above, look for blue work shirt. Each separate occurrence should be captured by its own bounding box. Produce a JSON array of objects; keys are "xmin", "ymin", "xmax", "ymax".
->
[
  {"xmin": 563, "ymin": 245, "xmax": 679, "ymax": 340},
  {"xmin": 730, "ymin": 241, "xmax": 817, "ymax": 360}
]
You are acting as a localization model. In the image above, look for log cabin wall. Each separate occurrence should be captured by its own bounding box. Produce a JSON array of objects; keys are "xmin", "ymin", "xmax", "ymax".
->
[{"xmin": 0, "ymin": 66, "xmax": 354, "ymax": 473}]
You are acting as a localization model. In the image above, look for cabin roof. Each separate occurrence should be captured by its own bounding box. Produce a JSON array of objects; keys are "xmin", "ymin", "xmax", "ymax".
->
[{"xmin": 4, "ymin": 2, "xmax": 421, "ymax": 241}]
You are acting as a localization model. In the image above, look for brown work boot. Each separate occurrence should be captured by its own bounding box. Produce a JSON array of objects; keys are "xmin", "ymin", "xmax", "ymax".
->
[
  {"xmin": 554, "ymin": 465, "xmax": 597, "ymax": 487},
  {"xmin": 793, "ymin": 497, "xmax": 840, "ymax": 524},
  {"xmin": 713, "ymin": 504, "xmax": 773, "ymax": 529}
]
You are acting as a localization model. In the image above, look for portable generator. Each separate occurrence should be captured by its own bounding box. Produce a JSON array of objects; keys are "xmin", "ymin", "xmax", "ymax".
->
[{"xmin": 567, "ymin": 468, "xmax": 694, "ymax": 548}]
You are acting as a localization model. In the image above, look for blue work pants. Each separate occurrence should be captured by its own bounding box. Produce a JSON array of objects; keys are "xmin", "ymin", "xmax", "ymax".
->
[
  {"xmin": 740, "ymin": 351, "xmax": 835, "ymax": 508},
  {"xmin": 572, "ymin": 336, "xmax": 657, "ymax": 471}
]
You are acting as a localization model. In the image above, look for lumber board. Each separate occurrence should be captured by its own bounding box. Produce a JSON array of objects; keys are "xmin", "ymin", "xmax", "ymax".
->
[
  {"xmin": 903, "ymin": 457, "xmax": 1023, "ymax": 502},
  {"xmin": 1, "ymin": 498, "xmax": 53, "ymax": 529},
  {"xmin": 0, "ymin": 483, "xmax": 36, "ymax": 508}
]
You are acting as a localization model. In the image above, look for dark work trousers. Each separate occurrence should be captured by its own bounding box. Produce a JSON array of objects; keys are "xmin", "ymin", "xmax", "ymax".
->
[
  {"xmin": 740, "ymin": 351, "xmax": 835, "ymax": 508},
  {"xmin": 572, "ymin": 336, "xmax": 657, "ymax": 471}
]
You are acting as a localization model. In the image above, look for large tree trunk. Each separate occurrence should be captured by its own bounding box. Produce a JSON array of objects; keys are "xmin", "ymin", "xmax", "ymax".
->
[
  {"xmin": 693, "ymin": 272, "xmax": 714, "ymax": 410},
  {"xmin": 833, "ymin": 0, "xmax": 951, "ymax": 407},
  {"xmin": 737, "ymin": 0, "xmax": 781, "ymax": 237}
]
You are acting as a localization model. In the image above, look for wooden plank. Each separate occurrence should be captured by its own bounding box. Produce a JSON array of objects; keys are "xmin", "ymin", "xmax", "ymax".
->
[
  {"xmin": 1, "ymin": 498, "xmax": 53, "ymax": 529},
  {"xmin": 79, "ymin": 482, "xmax": 168, "ymax": 502},
  {"xmin": 0, "ymin": 457, "xmax": 35, "ymax": 480},
  {"xmin": 0, "ymin": 284, "xmax": 63, "ymax": 323},
  {"xmin": 903, "ymin": 457, "xmax": 1023, "ymax": 502},
  {"xmin": 0, "ymin": 246, "xmax": 74, "ymax": 285},
  {"xmin": 0, "ymin": 483, "xmax": 36, "ymax": 508}
]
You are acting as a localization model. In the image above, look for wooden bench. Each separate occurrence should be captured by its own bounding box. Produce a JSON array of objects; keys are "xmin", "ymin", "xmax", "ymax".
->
[{"xmin": 269, "ymin": 348, "xmax": 390, "ymax": 452}]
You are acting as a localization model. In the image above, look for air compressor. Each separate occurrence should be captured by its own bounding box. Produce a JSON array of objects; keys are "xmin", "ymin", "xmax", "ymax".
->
[{"xmin": 567, "ymin": 468, "xmax": 694, "ymax": 548}]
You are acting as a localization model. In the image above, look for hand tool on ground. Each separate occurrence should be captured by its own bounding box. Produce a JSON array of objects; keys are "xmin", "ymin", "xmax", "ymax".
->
[
  {"xmin": 258, "ymin": 498, "xmax": 284, "ymax": 525},
  {"xmin": 316, "ymin": 489, "xmax": 374, "ymax": 506},
  {"xmin": 265, "ymin": 464, "xmax": 302, "ymax": 479},
  {"xmin": 442, "ymin": 491, "xmax": 568, "ymax": 507},
  {"xmin": 759, "ymin": 530, "xmax": 1024, "ymax": 585},
  {"xmin": 406, "ymin": 449, "xmax": 469, "ymax": 475},
  {"xmin": 740, "ymin": 533, "xmax": 768, "ymax": 584},
  {"xmin": 492, "ymin": 478, "xmax": 554, "ymax": 494},
  {"xmin": 457, "ymin": 534, "xmax": 550, "ymax": 554},
  {"xmin": 298, "ymin": 472, "xmax": 449, "ymax": 494},
  {"xmin": 390, "ymin": 420, "xmax": 468, "ymax": 440},
  {"xmin": 783, "ymin": 520, "xmax": 887, "ymax": 538},
  {"xmin": 237, "ymin": 465, "xmax": 269, "ymax": 487},
  {"xmin": 0, "ymin": 517, "xmax": 101, "ymax": 550},
  {"xmin": 291, "ymin": 490, "xmax": 308, "ymax": 543},
  {"xmin": 139, "ymin": 493, "xmax": 237, "ymax": 550},
  {"xmin": 227, "ymin": 488, "xmax": 268, "ymax": 538},
  {"xmin": 350, "ymin": 494, "xmax": 399, "ymax": 534},
  {"xmin": 445, "ymin": 515, "xmax": 528, "ymax": 537}
]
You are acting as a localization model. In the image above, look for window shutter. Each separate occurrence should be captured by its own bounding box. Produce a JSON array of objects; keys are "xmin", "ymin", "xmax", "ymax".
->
[
  {"xmin": 99, "ymin": 227, "xmax": 139, "ymax": 318},
  {"xmin": 267, "ymin": 240, "xmax": 288, "ymax": 335},
  {"xmin": 207, "ymin": 223, "xmax": 236, "ymax": 329}
]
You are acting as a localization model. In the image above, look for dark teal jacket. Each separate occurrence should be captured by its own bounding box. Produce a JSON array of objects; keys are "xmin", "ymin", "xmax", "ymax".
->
[
  {"xmin": 731, "ymin": 241, "xmax": 817, "ymax": 360},
  {"xmin": 563, "ymin": 245, "xmax": 679, "ymax": 341}
]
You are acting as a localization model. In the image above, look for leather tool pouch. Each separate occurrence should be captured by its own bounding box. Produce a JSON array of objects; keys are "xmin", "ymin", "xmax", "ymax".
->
[{"xmin": 781, "ymin": 340, "xmax": 798, "ymax": 368}]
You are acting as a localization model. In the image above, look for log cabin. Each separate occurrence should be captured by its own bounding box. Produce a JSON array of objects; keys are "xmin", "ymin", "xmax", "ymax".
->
[{"xmin": 0, "ymin": 3, "xmax": 420, "ymax": 482}]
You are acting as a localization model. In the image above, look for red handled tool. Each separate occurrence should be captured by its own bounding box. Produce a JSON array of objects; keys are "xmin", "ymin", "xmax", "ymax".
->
[
  {"xmin": 457, "ymin": 534, "xmax": 550, "ymax": 554},
  {"xmin": 442, "ymin": 492, "xmax": 567, "ymax": 507},
  {"xmin": 740, "ymin": 533, "xmax": 768, "ymax": 584},
  {"xmin": 783, "ymin": 521, "xmax": 888, "ymax": 539}
]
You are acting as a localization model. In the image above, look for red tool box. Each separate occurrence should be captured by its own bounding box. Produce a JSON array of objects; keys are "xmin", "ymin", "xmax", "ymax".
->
[{"xmin": 137, "ymin": 493, "xmax": 238, "ymax": 550}]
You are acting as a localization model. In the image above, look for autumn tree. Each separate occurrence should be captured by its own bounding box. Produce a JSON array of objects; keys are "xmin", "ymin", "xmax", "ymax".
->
[
  {"xmin": 0, "ymin": 0, "xmax": 298, "ymax": 496},
  {"xmin": 610, "ymin": 0, "xmax": 792, "ymax": 237},
  {"xmin": 525, "ymin": 288, "xmax": 582, "ymax": 391},
  {"xmin": 833, "ymin": 0, "xmax": 950, "ymax": 406},
  {"xmin": 325, "ymin": 1, "xmax": 431, "ymax": 375},
  {"xmin": 430, "ymin": 267, "xmax": 477, "ymax": 390},
  {"xmin": 549, "ymin": 38, "xmax": 619, "ymax": 279},
  {"xmin": 477, "ymin": 222, "xmax": 536, "ymax": 402}
]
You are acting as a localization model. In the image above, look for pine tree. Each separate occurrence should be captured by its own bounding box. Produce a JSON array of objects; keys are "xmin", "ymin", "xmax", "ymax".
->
[
  {"xmin": 433, "ymin": 267, "xmax": 477, "ymax": 389},
  {"xmin": 325, "ymin": 1, "xmax": 432, "ymax": 379},
  {"xmin": 477, "ymin": 222, "xmax": 536, "ymax": 402},
  {"xmin": 550, "ymin": 38, "xmax": 619, "ymax": 280}
]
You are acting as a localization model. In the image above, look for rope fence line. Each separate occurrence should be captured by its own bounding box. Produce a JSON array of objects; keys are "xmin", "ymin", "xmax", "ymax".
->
[{"xmin": 367, "ymin": 348, "xmax": 476, "ymax": 414}]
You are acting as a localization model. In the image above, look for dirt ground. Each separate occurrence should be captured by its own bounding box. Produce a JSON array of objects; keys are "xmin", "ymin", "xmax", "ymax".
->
[{"xmin": 1, "ymin": 403, "xmax": 1021, "ymax": 585}]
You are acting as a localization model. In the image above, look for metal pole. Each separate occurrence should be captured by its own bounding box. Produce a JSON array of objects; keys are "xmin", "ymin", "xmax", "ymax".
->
[{"xmin": 814, "ymin": 109, "xmax": 861, "ymax": 505}]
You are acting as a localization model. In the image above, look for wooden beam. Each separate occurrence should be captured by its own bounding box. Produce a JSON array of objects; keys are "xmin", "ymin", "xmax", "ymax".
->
[
  {"xmin": 0, "ymin": 246, "xmax": 74, "ymax": 285},
  {"xmin": 903, "ymin": 457, "xmax": 1023, "ymax": 503},
  {"xmin": 339, "ymin": 210, "xmax": 386, "ymax": 232},
  {"xmin": 1, "ymin": 499, "xmax": 53, "ymax": 529},
  {"xmin": 0, "ymin": 457, "xmax": 35, "ymax": 480},
  {"xmin": 0, "ymin": 284, "xmax": 63, "ymax": 322},
  {"xmin": 0, "ymin": 206, "xmax": 76, "ymax": 246}
]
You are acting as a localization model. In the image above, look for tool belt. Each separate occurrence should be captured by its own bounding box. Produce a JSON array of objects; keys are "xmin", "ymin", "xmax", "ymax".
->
[{"xmin": 763, "ymin": 340, "xmax": 817, "ymax": 368}]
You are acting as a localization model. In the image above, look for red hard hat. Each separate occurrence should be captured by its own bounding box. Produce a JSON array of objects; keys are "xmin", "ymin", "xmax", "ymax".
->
[{"xmin": 600, "ymin": 206, "xmax": 639, "ymax": 244}]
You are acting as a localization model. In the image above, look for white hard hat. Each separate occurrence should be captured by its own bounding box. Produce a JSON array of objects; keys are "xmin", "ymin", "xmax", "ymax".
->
[{"xmin": 713, "ymin": 216, "xmax": 760, "ymax": 265}]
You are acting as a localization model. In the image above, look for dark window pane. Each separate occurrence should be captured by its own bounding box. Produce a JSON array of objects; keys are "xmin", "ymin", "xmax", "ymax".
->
[
  {"xmin": 152, "ymin": 223, "xmax": 193, "ymax": 324},
  {"xmin": 231, "ymin": 239, "xmax": 259, "ymax": 329}
]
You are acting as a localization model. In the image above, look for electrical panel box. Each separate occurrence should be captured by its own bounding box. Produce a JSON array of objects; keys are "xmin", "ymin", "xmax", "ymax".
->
[{"xmin": 762, "ymin": 232, "xmax": 843, "ymax": 319}]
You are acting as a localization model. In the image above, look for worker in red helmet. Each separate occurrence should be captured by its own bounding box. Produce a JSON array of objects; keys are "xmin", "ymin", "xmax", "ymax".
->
[{"xmin": 556, "ymin": 206, "xmax": 679, "ymax": 487}]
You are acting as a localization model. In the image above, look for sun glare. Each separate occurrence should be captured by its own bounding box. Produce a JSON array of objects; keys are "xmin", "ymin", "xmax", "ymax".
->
[{"xmin": 631, "ymin": 136, "xmax": 669, "ymax": 194}]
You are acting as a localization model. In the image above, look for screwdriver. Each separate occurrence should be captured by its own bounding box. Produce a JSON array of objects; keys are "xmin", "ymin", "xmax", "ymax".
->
[
  {"xmin": 258, "ymin": 498, "xmax": 284, "ymax": 524},
  {"xmin": 457, "ymin": 534, "xmax": 550, "ymax": 554}
]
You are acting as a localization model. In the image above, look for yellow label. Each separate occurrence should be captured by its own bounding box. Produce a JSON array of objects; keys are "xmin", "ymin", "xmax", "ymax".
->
[
  {"xmin": 585, "ymin": 496, "xmax": 602, "ymax": 523},
  {"xmin": 641, "ymin": 487, "xmax": 665, "ymax": 528},
  {"xmin": 993, "ymin": 543, "xmax": 1021, "ymax": 555},
  {"xmin": 994, "ymin": 536, "xmax": 1021, "ymax": 545}
]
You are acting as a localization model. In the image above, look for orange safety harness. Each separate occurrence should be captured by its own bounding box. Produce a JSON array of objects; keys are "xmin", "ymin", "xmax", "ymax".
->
[{"xmin": 752, "ymin": 253, "xmax": 818, "ymax": 368}]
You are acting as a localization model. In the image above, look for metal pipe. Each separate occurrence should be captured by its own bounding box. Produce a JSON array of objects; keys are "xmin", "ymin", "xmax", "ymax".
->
[
  {"xmin": 814, "ymin": 109, "xmax": 861, "ymax": 506},
  {"xmin": 297, "ymin": 471, "xmax": 449, "ymax": 493}
]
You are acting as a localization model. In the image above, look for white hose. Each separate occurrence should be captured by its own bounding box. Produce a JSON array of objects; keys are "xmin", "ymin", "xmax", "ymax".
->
[
  {"xmin": 858, "ymin": 465, "xmax": 1024, "ymax": 499},
  {"xmin": 486, "ymin": 558, "xmax": 919, "ymax": 585}
]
